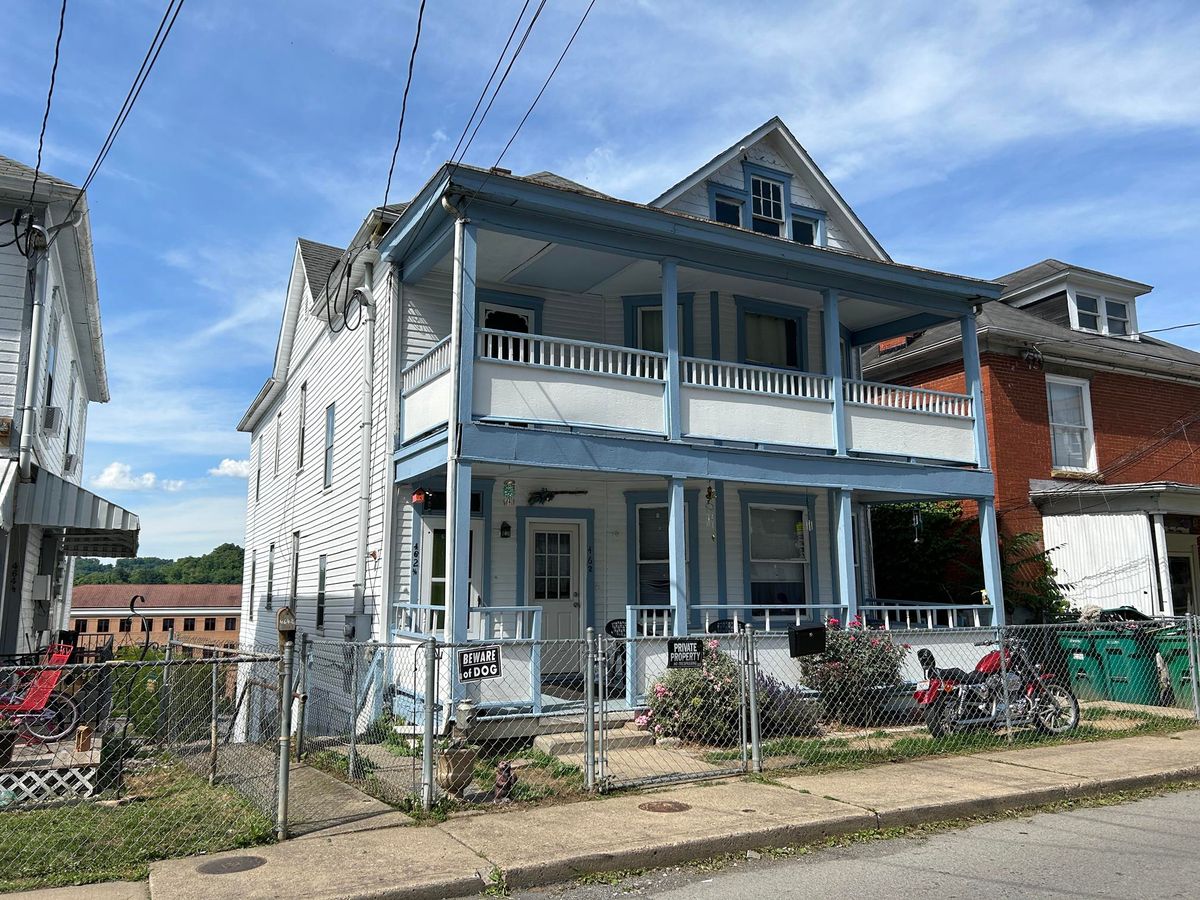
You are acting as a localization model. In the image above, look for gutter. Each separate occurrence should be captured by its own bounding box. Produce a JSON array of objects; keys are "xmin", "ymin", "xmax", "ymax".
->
[{"xmin": 18, "ymin": 225, "xmax": 50, "ymax": 482}]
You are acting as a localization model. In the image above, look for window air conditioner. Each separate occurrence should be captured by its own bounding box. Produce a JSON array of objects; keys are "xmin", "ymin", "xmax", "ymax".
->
[{"xmin": 41, "ymin": 406, "xmax": 62, "ymax": 435}]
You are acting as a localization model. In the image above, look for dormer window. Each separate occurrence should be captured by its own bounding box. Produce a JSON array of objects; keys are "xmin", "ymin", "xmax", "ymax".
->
[
  {"xmin": 1070, "ymin": 290, "xmax": 1136, "ymax": 338},
  {"xmin": 750, "ymin": 175, "xmax": 785, "ymax": 236},
  {"xmin": 791, "ymin": 216, "xmax": 816, "ymax": 246},
  {"xmin": 713, "ymin": 194, "xmax": 743, "ymax": 226}
]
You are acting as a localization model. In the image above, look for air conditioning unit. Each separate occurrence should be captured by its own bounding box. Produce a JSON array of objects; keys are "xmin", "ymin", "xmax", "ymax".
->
[
  {"xmin": 63, "ymin": 453, "xmax": 79, "ymax": 475},
  {"xmin": 41, "ymin": 405, "xmax": 62, "ymax": 435}
]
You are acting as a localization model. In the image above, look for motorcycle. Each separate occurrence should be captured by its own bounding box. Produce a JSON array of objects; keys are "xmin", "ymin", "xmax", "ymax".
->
[{"xmin": 914, "ymin": 636, "xmax": 1079, "ymax": 737}]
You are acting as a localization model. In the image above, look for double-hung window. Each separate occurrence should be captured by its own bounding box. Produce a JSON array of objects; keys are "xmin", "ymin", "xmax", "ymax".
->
[
  {"xmin": 747, "ymin": 504, "xmax": 809, "ymax": 610},
  {"xmin": 791, "ymin": 216, "xmax": 817, "ymax": 246},
  {"xmin": 1105, "ymin": 300, "xmax": 1130, "ymax": 336},
  {"xmin": 316, "ymin": 554, "xmax": 327, "ymax": 629},
  {"xmin": 323, "ymin": 404, "xmax": 336, "ymax": 489},
  {"xmin": 1046, "ymin": 375, "xmax": 1096, "ymax": 472},
  {"xmin": 740, "ymin": 302, "xmax": 804, "ymax": 370},
  {"xmin": 634, "ymin": 504, "xmax": 689, "ymax": 604},
  {"xmin": 713, "ymin": 194, "xmax": 743, "ymax": 227},
  {"xmin": 1072, "ymin": 292, "xmax": 1135, "ymax": 337},
  {"xmin": 289, "ymin": 531, "xmax": 300, "ymax": 607},
  {"xmin": 266, "ymin": 543, "xmax": 275, "ymax": 611},
  {"xmin": 297, "ymin": 382, "xmax": 307, "ymax": 470},
  {"xmin": 44, "ymin": 312, "xmax": 59, "ymax": 403},
  {"xmin": 248, "ymin": 550, "xmax": 256, "ymax": 622},
  {"xmin": 750, "ymin": 175, "xmax": 785, "ymax": 236},
  {"xmin": 274, "ymin": 412, "xmax": 282, "ymax": 475}
]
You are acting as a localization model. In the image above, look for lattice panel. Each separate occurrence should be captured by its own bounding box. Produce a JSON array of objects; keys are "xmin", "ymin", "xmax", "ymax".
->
[{"xmin": 0, "ymin": 765, "xmax": 97, "ymax": 806}]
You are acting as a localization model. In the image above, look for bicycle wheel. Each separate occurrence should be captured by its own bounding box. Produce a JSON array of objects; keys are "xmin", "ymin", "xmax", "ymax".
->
[{"xmin": 23, "ymin": 694, "xmax": 80, "ymax": 742}]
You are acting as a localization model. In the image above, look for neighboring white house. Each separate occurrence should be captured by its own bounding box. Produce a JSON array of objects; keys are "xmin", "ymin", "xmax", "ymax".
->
[
  {"xmin": 240, "ymin": 118, "xmax": 1006, "ymax": 708},
  {"xmin": 0, "ymin": 156, "xmax": 140, "ymax": 656}
]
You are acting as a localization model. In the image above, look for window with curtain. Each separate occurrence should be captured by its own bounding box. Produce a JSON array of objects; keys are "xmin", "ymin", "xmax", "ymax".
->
[
  {"xmin": 744, "ymin": 311, "xmax": 799, "ymax": 368},
  {"xmin": 1046, "ymin": 377, "xmax": 1095, "ymax": 471},
  {"xmin": 748, "ymin": 505, "xmax": 809, "ymax": 609}
]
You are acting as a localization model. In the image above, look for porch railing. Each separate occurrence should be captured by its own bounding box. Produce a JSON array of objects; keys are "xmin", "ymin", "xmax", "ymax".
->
[
  {"xmin": 401, "ymin": 337, "xmax": 452, "ymax": 395},
  {"xmin": 858, "ymin": 601, "xmax": 992, "ymax": 630},
  {"xmin": 844, "ymin": 379, "xmax": 973, "ymax": 418},
  {"xmin": 681, "ymin": 357, "xmax": 833, "ymax": 400},
  {"xmin": 394, "ymin": 602, "xmax": 446, "ymax": 637},
  {"xmin": 469, "ymin": 606, "xmax": 543, "ymax": 641},
  {"xmin": 694, "ymin": 603, "xmax": 847, "ymax": 633},
  {"xmin": 625, "ymin": 605, "xmax": 674, "ymax": 637},
  {"xmin": 477, "ymin": 328, "xmax": 667, "ymax": 381}
]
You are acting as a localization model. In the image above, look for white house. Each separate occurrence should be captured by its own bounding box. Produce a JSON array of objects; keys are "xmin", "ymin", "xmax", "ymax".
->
[
  {"xmin": 0, "ymin": 156, "xmax": 139, "ymax": 657},
  {"xmin": 239, "ymin": 119, "xmax": 1005, "ymax": 710}
]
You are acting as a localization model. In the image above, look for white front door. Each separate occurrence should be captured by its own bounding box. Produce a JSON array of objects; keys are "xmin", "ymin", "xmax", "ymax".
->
[
  {"xmin": 420, "ymin": 519, "xmax": 484, "ymax": 625},
  {"xmin": 527, "ymin": 523, "xmax": 583, "ymax": 648}
]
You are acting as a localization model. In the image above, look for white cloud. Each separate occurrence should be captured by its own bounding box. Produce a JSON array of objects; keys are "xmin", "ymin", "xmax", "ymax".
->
[
  {"xmin": 209, "ymin": 458, "xmax": 252, "ymax": 478},
  {"xmin": 92, "ymin": 461, "xmax": 184, "ymax": 493}
]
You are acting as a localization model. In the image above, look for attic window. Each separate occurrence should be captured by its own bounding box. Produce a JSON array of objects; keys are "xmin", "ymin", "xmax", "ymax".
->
[
  {"xmin": 750, "ymin": 176, "xmax": 784, "ymax": 236},
  {"xmin": 1071, "ymin": 291, "xmax": 1136, "ymax": 338},
  {"xmin": 714, "ymin": 195, "xmax": 742, "ymax": 226},
  {"xmin": 791, "ymin": 217, "xmax": 816, "ymax": 246}
]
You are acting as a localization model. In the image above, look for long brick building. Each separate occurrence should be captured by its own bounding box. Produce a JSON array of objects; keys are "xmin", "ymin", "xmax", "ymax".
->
[
  {"xmin": 864, "ymin": 259, "xmax": 1200, "ymax": 619},
  {"xmin": 69, "ymin": 584, "xmax": 242, "ymax": 649}
]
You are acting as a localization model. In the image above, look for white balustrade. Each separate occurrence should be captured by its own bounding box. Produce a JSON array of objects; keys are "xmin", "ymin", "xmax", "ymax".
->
[
  {"xmin": 477, "ymin": 329, "xmax": 666, "ymax": 381},
  {"xmin": 681, "ymin": 357, "xmax": 832, "ymax": 400},
  {"xmin": 401, "ymin": 337, "xmax": 452, "ymax": 396},
  {"xmin": 858, "ymin": 602, "xmax": 991, "ymax": 630},
  {"xmin": 694, "ymin": 604, "xmax": 847, "ymax": 633},
  {"xmin": 844, "ymin": 379, "xmax": 973, "ymax": 418}
]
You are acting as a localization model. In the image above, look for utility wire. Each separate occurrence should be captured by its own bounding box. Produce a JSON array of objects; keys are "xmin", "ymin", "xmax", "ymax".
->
[
  {"xmin": 49, "ymin": 0, "xmax": 187, "ymax": 248},
  {"xmin": 460, "ymin": 0, "xmax": 597, "ymax": 214},
  {"xmin": 23, "ymin": 0, "xmax": 69, "ymax": 252},
  {"xmin": 381, "ymin": 0, "xmax": 429, "ymax": 211}
]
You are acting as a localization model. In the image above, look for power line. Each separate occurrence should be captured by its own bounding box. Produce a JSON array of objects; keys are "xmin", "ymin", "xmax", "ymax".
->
[
  {"xmin": 25, "ymin": 0, "xmax": 69, "ymax": 229},
  {"xmin": 460, "ymin": 0, "xmax": 597, "ymax": 214},
  {"xmin": 49, "ymin": 0, "xmax": 187, "ymax": 248},
  {"xmin": 1139, "ymin": 322, "xmax": 1200, "ymax": 336},
  {"xmin": 381, "ymin": 0, "xmax": 429, "ymax": 211}
]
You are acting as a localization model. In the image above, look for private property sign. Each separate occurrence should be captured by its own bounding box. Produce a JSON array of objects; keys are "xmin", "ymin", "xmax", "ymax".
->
[
  {"xmin": 667, "ymin": 638, "xmax": 704, "ymax": 669},
  {"xmin": 458, "ymin": 645, "xmax": 503, "ymax": 682}
]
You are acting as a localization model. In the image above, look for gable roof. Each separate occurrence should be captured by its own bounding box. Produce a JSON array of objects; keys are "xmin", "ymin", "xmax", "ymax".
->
[
  {"xmin": 649, "ymin": 117, "xmax": 890, "ymax": 262},
  {"xmin": 0, "ymin": 154, "xmax": 79, "ymax": 196},
  {"xmin": 296, "ymin": 238, "xmax": 344, "ymax": 300}
]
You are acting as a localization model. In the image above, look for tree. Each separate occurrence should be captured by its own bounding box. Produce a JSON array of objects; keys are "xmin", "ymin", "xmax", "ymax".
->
[{"xmin": 73, "ymin": 544, "xmax": 244, "ymax": 585}]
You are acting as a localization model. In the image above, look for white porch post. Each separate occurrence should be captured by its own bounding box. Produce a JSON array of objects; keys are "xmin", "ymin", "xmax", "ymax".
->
[
  {"xmin": 834, "ymin": 489, "xmax": 858, "ymax": 622},
  {"xmin": 1152, "ymin": 513, "xmax": 1174, "ymax": 616},
  {"xmin": 979, "ymin": 498, "xmax": 1005, "ymax": 627},
  {"xmin": 822, "ymin": 289, "xmax": 847, "ymax": 455},
  {"xmin": 662, "ymin": 258, "xmax": 681, "ymax": 441},
  {"xmin": 667, "ymin": 476, "xmax": 688, "ymax": 636},
  {"xmin": 961, "ymin": 313, "xmax": 989, "ymax": 468},
  {"xmin": 444, "ymin": 217, "xmax": 477, "ymax": 649}
]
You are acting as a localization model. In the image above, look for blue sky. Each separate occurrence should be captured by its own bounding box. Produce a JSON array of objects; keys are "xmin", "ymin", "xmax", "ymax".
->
[{"xmin": 2, "ymin": 0, "xmax": 1198, "ymax": 557}]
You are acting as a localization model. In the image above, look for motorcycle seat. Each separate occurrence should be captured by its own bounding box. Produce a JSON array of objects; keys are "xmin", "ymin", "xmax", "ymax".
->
[{"xmin": 932, "ymin": 667, "xmax": 990, "ymax": 685}]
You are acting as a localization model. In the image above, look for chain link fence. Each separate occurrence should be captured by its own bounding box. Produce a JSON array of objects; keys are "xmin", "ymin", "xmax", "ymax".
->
[{"xmin": 0, "ymin": 639, "xmax": 283, "ymax": 892}]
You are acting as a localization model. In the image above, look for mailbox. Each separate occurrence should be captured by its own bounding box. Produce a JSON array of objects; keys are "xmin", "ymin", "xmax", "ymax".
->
[{"xmin": 788, "ymin": 625, "xmax": 827, "ymax": 658}]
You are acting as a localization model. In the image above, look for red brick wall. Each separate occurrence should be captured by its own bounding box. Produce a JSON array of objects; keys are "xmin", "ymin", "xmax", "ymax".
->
[{"xmin": 895, "ymin": 351, "xmax": 1200, "ymax": 537}]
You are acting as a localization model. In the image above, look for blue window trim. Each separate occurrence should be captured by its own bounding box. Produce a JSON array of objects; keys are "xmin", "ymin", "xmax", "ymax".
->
[
  {"xmin": 515, "ymin": 506, "xmax": 596, "ymax": 631},
  {"xmin": 704, "ymin": 161, "xmax": 828, "ymax": 246},
  {"xmin": 622, "ymin": 293, "xmax": 695, "ymax": 356},
  {"xmin": 405, "ymin": 477, "xmax": 494, "ymax": 610},
  {"xmin": 734, "ymin": 295, "xmax": 809, "ymax": 371},
  {"xmin": 477, "ymin": 289, "xmax": 545, "ymax": 334},
  {"xmin": 625, "ymin": 489, "xmax": 701, "ymax": 627},
  {"xmin": 738, "ymin": 489, "xmax": 820, "ymax": 616}
]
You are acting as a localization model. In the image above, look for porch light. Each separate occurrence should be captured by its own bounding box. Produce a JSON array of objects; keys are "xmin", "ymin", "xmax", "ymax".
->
[{"xmin": 500, "ymin": 521, "xmax": 512, "ymax": 539}]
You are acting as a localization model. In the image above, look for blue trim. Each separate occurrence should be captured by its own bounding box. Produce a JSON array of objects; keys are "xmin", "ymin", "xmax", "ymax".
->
[
  {"xmin": 823, "ymin": 289, "xmax": 847, "ymax": 455},
  {"xmin": 457, "ymin": 225, "xmax": 478, "ymax": 430},
  {"xmin": 707, "ymin": 183, "xmax": 745, "ymax": 226},
  {"xmin": 960, "ymin": 315, "xmax": 988, "ymax": 468},
  {"xmin": 477, "ymin": 289, "xmax": 545, "ymax": 334},
  {"xmin": 849, "ymin": 312, "xmax": 952, "ymax": 348},
  {"xmin": 460, "ymin": 422, "xmax": 998, "ymax": 498},
  {"xmin": 624, "ymin": 489, "xmax": 701, "ymax": 628},
  {"xmin": 738, "ymin": 490, "xmax": 820, "ymax": 615},
  {"xmin": 789, "ymin": 203, "xmax": 828, "ymax": 247},
  {"xmin": 621, "ymin": 292, "xmax": 695, "ymax": 357},
  {"xmin": 978, "ymin": 498, "xmax": 1005, "ymax": 626},
  {"xmin": 832, "ymin": 488, "xmax": 858, "ymax": 620},
  {"xmin": 448, "ymin": 463, "xmax": 473, "ymax": 645},
  {"xmin": 400, "ymin": 222, "xmax": 454, "ymax": 285},
  {"xmin": 709, "ymin": 291, "xmax": 721, "ymax": 360},
  {"xmin": 393, "ymin": 432, "xmax": 448, "ymax": 483},
  {"xmin": 734, "ymin": 295, "xmax": 809, "ymax": 371},
  {"xmin": 515, "ymin": 506, "xmax": 597, "ymax": 631},
  {"xmin": 662, "ymin": 261, "xmax": 681, "ymax": 442},
  {"xmin": 405, "ymin": 475, "xmax": 492, "ymax": 610},
  {"xmin": 713, "ymin": 481, "xmax": 728, "ymax": 607}
]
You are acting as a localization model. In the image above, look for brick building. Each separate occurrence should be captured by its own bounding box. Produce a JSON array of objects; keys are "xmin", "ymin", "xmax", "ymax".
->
[
  {"xmin": 865, "ymin": 259, "xmax": 1200, "ymax": 619},
  {"xmin": 69, "ymin": 584, "xmax": 242, "ymax": 649}
]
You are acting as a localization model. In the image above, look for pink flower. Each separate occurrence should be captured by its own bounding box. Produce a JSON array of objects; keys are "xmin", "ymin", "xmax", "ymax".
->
[
  {"xmin": 827, "ymin": 617, "xmax": 840, "ymax": 628},
  {"xmin": 706, "ymin": 640, "xmax": 720, "ymax": 650},
  {"xmin": 870, "ymin": 639, "xmax": 880, "ymax": 647}
]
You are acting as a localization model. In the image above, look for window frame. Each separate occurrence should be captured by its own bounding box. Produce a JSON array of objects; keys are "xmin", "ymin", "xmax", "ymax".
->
[
  {"xmin": 734, "ymin": 295, "xmax": 809, "ymax": 371},
  {"xmin": 96, "ymin": 618, "xmax": 109, "ymax": 633},
  {"xmin": 323, "ymin": 404, "xmax": 336, "ymax": 489},
  {"xmin": 266, "ymin": 543, "xmax": 275, "ymax": 611},
  {"xmin": 247, "ymin": 550, "xmax": 256, "ymax": 622},
  {"xmin": 183, "ymin": 617, "xmax": 196, "ymax": 632},
  {"xmin": 203, "ymin": 617, "xmax": 217, "ymax": 632},
  {"xmin": 316, "ymin": 553, "xmax": 327, "ymax": 629},
  {"xmin": 621, "ymin": 293, "xmax": 695, "ymax": 357},
  {"xmin": 705, "ymin": 163, "xmax": 828, "ymax": 246},
  {"xmin": 297, "ymin": 382, "xmax": 307, "ymax": 471},
  {"xmin": 75, "ymin": 618, "xmax": 87, "ymax": 634},
  {"xmin": 739, "ymin": 492, "xmax": 817, "ymax": 620},
  {"xmin": 44, "ymin": 309, "xmax": 60, "ymax": 405},
  {"xmin": 1045, "ymin": 374, "xmax": 1097, "ymax": 473},
  {"xmin": 624, "ymin": 490, "xmax": 700, "ymax": 611},
  {"xmin": 224, "ymin": 617, "xmax": 236, "ymax": 631},
  {"xmin": 162, "ymin": 617, "xmax": 175, "ymax": 633},
  {"xmin": 289, "ymin": 531, "xmax": 300, "ymax": 608},
  {"xmin": 274, "ymin": 411, "xmax": 282, "ymax": 476},
  {"xmin": 1067, "ymin": 286, "xmax": 1138, "ymax": 338},
  {"xmin": 750, "ymin": 174, "xmax": 785, "ymax": 236}
]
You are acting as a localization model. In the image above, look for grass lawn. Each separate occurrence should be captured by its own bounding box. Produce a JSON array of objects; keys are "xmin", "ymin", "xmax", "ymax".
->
[{"xmin": 0, "ymin": 764, "xmax": 274, "ymax": 893}]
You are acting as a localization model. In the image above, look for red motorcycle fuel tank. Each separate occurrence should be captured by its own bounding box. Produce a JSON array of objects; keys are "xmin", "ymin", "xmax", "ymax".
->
[{"xmin": 975, "ymin": 650, "xmax": 1003, "ymax": 674}]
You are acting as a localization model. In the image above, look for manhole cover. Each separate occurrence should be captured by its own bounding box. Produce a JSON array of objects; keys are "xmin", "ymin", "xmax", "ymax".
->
[
  {"xmin": 638, "ymin": 800, "xmax": 692, "ymax": 813},
  {"xmin": 196, "ymin": 856, "xmax": 268, "ymax": 875}
]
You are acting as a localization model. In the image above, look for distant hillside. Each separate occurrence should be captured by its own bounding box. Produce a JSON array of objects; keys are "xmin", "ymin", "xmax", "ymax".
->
[{"xmin": 73, "ymin": 543, "xmax": 244, "ymax": 586}]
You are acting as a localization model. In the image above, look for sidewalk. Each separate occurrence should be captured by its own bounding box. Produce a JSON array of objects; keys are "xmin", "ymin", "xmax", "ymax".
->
[{"xmin": 22, "ymin": 730, "xmax": 1200, "ymax": 900}]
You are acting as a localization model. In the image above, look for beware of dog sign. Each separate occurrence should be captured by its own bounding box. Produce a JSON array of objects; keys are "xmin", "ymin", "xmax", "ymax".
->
[{"xmin": 458, "ymin": 645, "xmax": 503, "ymax": 682}]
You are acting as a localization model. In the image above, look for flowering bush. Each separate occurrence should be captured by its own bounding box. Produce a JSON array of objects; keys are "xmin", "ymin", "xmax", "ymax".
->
[{"xmin": 799, "ymin": 617, "xmax": 909, "ymax": 725}]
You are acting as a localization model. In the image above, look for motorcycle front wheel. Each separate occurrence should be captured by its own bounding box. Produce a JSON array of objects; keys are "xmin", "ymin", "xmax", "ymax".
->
[{"xmin": 1033, "ymin": 682, "xmax": 1079, "ymax": 735}]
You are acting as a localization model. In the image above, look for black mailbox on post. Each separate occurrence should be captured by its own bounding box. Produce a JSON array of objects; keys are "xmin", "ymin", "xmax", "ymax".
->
[{"xmin": 788, "ymin": 625, "xmax": 827, "ymax": 658}]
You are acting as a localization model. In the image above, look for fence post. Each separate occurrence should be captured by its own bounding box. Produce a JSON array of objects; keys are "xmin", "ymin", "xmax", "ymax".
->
[
  {"xmin": 421, "ymin": 637, "xmax": 438, "ymax": 811},
  {"xmin": 208, "ymin": 661, "xmax": 220, "ymax": 785},
  {"xmin": 160, "ymin": 634, "xmax": 174, "ymax": 744},
  {"xmin": 294, "ymin": 633, "xmax": 310, "ymax": 762},
  {"xmin": 1187, "ymin": 614, "xmax": 1200, "ymax": 723},
  {"xmin": 348, "ymin": 649, "xmax": 360, "ymax": 780},
  {"xmin": 745, "ymin": 625, "xmax": 762, "ymax": 774},
  {"xmin": 997, "ymin": 624, "xmax": 1013, "ymax": 743},
  {"xmin": 276, "ymin": 639, "xmax": 295, "ymax": 841},
  {"xmin": 584, "ymin": 627, "xmax": 596, "ymax": 792}
]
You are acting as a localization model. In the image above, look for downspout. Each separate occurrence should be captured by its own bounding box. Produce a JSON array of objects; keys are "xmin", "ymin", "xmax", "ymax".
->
[
  {"xmin": 441, "ymin": 194, "xmax": 465, "ymax": 645},
  {"xmin": 352, "ymin": 239, "xmax": 382, "ymax": 626},
  {"xmin": 19, "ymin": 224, "xmax": 50, "ymax": 482}
]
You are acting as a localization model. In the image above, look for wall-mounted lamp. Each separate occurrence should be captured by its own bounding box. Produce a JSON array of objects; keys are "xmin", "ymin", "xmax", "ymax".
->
[
  {"xmin": 499, "ymin": 521, "xmax": 512, "ymax": 539},
  {"xmin": 411, "ymin": 488, "xmax": 427, "ymax": 505}
]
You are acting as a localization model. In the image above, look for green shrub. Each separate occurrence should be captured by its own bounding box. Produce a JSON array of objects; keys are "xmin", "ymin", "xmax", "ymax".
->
[
  {"xmin": 799, "ymin": 618, "xmax": 908, "ymax": 725},
  {"xmin": 641, "ymin": 641, "xmax": 742, "ymax": 746}
]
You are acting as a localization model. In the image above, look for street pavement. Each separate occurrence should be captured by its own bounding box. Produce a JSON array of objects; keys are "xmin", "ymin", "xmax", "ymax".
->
[{"xmin": 518, "ymin": 789, "xmax": 1200, "ymax": 899}]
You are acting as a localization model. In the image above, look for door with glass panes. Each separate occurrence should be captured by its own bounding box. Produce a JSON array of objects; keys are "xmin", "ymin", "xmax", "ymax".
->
[
  {"xmin": 527, "ymin": 522, "xmax": 584, "ymax": 653},
  {"xmin": 420, "ymin": 519, "xmax": 483, "ymax": 632}
]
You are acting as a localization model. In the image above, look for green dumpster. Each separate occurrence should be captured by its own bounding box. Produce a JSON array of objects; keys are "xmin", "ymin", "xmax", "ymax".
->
[
  {"xmin": 1095, "ymin": 629, "xmax": 1160, "ymax": 706},
  {"xmin": 1057, "ymin": 631, "xmax": 1108, "ymax": 701},
  {"xmin": 1154, "ymin": 629, "xmax": 1196, "ymax": 710}
]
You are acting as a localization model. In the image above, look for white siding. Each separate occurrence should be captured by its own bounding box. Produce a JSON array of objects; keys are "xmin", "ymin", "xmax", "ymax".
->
[
  {"xmin": 0, "ymin": 213, "xmax": 28, "ymax": 422},
  {"xmin": 1043, "ymin": 512, "xmax": 1159, "ymax": 616}
]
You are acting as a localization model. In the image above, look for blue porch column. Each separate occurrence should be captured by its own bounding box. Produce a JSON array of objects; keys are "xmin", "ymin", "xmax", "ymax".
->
[
  {"xmin": 979, "ymin": 497, "xmax": 1006, "ymax": 627},
  {"xmin": 822, "ymin": 289, "xmax": 847, "ymax": 455},
  {"xmin": 960, "ymin": 313, "xmax": 989, "ymax": 468},
  {"xmin": 833, "ymin": 488, "xmax": 858, "ymax": 622},
  {"xmin": 662, "ymin": 258, "xmax": 681, "ymax": 441},
  {"xmin": 667, "ymin": 476, "xmax": 688, "ymax": 636}
]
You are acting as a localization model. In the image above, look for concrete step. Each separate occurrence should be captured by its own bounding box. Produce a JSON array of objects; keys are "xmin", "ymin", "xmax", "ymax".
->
[{"xmin": 533, "ymin": 723, "xmax": 653, "ymax": 756}]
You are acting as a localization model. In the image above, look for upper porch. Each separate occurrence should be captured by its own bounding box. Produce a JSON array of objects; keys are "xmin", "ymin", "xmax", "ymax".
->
[{"xmin": 384, "ymin": 166, "xmax": 1001, "ymax": 481}]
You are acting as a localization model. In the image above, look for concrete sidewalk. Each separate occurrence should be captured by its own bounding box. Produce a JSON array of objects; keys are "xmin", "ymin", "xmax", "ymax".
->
[{"xmin": 21, "ymin": 730, "xmax": 1200, "ymax": 900}]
